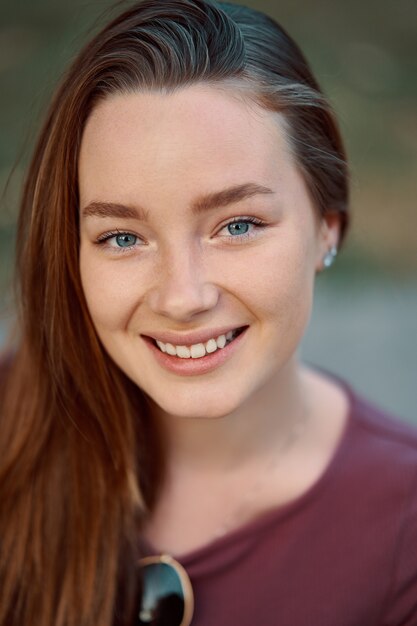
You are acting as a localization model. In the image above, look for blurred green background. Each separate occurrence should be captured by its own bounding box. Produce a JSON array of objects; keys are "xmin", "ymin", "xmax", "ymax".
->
[{"xmin": 0, "ymin": 0, "xmax": 416, "ymax": 420}]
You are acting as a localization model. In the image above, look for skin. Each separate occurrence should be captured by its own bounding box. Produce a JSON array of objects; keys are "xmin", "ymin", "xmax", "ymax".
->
[{"xmin": 78, "ymin": 85, "xmax": 346, "ymax": 553}]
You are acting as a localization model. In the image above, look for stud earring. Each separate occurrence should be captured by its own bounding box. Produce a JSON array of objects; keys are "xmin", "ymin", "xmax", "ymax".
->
[{"xmin": 323, "ymin": 245, "xmax": 338, "ymax": 269}]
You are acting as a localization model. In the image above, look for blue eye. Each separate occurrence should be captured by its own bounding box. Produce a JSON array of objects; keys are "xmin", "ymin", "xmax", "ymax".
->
[
  {"xmin": 219, "ymin": 216, "xmax": 267, "ymax": 243},
  {"xmin": 227, "ymin": 222, "xmax": 250, "ymax": 236},
  {"xmin": 115, "ymin": 233, "xmax": 137, "ymax": 247},
  {"xmin": 95, "ymin": 230, "xmax": 141, "ymax": 252}
]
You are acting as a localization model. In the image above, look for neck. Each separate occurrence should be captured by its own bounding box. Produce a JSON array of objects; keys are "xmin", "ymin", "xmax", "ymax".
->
[{"xmin": 147, "ymin": 356, "xmax": 310, "ymax": 475}]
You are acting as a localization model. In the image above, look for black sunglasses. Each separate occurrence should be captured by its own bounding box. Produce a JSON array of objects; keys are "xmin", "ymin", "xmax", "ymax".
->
[{"xmin": 137, "ymin": 554, "xmax": 194, "ymax": 626}]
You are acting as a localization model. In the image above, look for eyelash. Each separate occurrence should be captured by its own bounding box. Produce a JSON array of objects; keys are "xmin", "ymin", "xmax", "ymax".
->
[
  {"xmin": 94, "ymin": 216, "xmax": 268, "ymax": 253},
  {"xmin": 220, "ymin": 216, "xmax": 267, "ymax": 244},
  {"xmin": 95, "ymin": 229, "xmax": 142, "ymax": 252}
]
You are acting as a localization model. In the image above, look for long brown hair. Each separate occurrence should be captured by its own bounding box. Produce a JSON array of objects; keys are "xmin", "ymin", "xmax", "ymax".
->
[{"xmin": 0, "ymin": 1, "xmax": 349, "ymax": 624}]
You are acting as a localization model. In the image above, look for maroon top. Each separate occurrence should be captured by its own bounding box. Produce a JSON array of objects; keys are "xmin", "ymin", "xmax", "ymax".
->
[{"xmin": 142, "ymin": 379, "xmax": 417, "ymax": 626}]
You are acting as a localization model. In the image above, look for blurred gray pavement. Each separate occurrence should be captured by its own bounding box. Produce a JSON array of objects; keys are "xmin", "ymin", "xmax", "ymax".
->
[{"xmin": 301, "ymin": 279, "xmax": 417, "ymax": 425}]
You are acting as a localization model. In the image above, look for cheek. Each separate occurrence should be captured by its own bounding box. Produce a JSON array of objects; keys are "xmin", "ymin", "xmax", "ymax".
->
[
  {"xmin": 79, "ymin": 249, "xmax": 140, "ymax": 333},
  {"xmin": 221, "ymin": 233, "xmax": 316, "ymax": 324}
]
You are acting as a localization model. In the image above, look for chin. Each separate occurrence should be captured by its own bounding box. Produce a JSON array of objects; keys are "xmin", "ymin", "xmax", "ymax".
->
[{"xmin": 144, "ymin": 386, "xmax": 246, "ymax": 421}]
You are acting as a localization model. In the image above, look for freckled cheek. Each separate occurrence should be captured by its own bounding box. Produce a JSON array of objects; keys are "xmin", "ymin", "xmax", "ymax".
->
[
  {"xmin": 79, "ymin": 255, "xmax": 144, "ymax": 332},
  {"xmin": 220, "ymin": 241, "xmax": 315, "ymax": 322}
]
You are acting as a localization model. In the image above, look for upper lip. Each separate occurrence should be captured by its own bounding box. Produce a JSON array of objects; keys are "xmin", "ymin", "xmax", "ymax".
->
[{"xmin": 142, "ymin": 325, "xmax": 247, "ymax": 346}]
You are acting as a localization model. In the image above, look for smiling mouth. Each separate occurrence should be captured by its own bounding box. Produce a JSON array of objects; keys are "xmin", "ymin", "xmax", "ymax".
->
[{"xmin": 150, "ymin": 326, "xmax": 247, "ymax": 359}]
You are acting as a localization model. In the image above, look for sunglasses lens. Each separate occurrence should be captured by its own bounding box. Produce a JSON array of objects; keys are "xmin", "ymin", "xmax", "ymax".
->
[{"xmin": 138, "ymin": 562, "xmax": 185, "ymax": 626}]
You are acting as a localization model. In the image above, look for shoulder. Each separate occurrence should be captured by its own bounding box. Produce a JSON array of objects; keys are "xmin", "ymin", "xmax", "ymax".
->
[
  {"xmin": 348, "ymin": 395, "xmax": 417, "ymax": 623},
  {"xmin": 348, "ymin": 385, "xmax": 417, "ymax": 473},
  {"xmin": 311, "ymin": 364, "xmax": 417, "ymax": 511},
  {"xmin": 308, "ymin": 362, "xmax": 417, "ymax": 471},
  {"xmin": 306, "ymin": 363, "xmax": 417, "ymax": 479},
  {"xmin": 335, "ymin": 383, "xmax": 417, "ymax": 622}
]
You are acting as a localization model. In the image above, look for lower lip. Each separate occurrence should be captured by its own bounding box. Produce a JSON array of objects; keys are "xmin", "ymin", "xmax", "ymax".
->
[{"xmin": 142, "ymin": 327, "xmax": 248, "ymax": 376}]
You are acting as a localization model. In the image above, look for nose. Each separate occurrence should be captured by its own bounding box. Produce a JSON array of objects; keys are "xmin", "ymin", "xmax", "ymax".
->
[{"xmin": 147, "ymin": 244, "xmax": 219, "ymax": 322}]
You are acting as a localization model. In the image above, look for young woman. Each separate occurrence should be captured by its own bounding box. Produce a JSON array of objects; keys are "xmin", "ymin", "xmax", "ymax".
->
[{"xmin": 1, "ymin": 1, "xmax": 416, "ymax": 625}]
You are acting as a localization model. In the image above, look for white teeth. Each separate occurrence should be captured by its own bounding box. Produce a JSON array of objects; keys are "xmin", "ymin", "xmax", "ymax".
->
[
  {"xmin": 176, "ymin": 345, "xmax": 191, "ymax": 358},
  {"xmin": 205, "ymin": 338, "xmax": 217, "ymax": 353},
  {"xmin": 154, "ymin": 328, "xmax": 242, "ymax": 358},
  {"xmin": 216, "ymin": 334, "xmax": 226, "ymax": 349},
  {"xmin": 165, "ymin": 343, "xmax": 177, "ymax": 356},
  {"xmin": 190, "ymin": 343, "xmax": 206, "ymax": 359}
]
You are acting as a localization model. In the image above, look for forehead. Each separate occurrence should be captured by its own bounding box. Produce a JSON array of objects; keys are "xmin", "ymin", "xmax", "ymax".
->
[{"xmin": 78, "ymin": 85, "xmax": 293, "ymax": 200}]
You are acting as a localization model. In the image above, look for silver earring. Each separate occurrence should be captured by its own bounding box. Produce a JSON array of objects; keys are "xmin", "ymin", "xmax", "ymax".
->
[{"xmin": 323, "ymin": 246, "xmax": 338, "ymax": 268}]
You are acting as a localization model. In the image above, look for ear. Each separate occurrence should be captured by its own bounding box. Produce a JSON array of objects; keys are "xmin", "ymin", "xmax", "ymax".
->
[{"xmin": 315, "ymin": 212, "xmax": 341, "ymax": 272}]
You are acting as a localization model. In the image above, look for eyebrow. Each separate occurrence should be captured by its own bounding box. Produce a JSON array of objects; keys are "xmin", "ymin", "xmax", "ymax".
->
[{"xmin": 81, "ymin": 182, "xmax": 275, "ymax": 220}]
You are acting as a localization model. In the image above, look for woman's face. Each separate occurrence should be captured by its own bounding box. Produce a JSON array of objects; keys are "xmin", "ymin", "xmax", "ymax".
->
[{"xmin": 79, "ymin": 85, "xmax": 337, "ymax": 419}]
